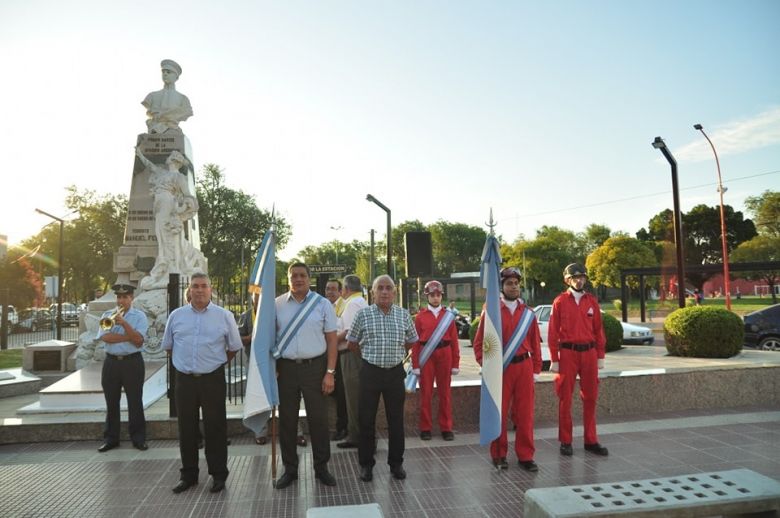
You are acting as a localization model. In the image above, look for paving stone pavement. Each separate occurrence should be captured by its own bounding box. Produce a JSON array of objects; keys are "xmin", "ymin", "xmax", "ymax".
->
[{"xmin": 1, "ymin": 406, "xmax": 779, "ymax": 517}]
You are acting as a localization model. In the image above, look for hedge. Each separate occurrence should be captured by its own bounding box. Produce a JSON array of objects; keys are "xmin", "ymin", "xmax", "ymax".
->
[{"xmin": 664, "ymin": 306, "xmax": 743, "ymax": 358}]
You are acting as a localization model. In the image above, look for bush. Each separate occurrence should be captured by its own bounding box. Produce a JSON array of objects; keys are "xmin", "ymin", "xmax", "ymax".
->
[
  {"xmin": 469, "ymin": 316, "xmax": 481, "ymax": 345},
  {"xmin": 612, "ymin": 299, "xmax": 622, "ymax": 312},
  {"xmin": 664, "ymin": 306, "xmax": 743, "ymax": 358},
  {"xmin": 602, "ymin": 312, "xmax": 623, "ymax": 352}
]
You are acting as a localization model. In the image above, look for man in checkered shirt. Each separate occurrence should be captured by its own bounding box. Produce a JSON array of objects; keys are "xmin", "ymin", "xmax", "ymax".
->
[{"xmin": 347, "ymin": 274, "xmax": 418, "ymax": 483}]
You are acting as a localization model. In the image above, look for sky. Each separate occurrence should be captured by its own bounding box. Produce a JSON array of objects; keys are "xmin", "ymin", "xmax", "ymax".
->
[{"xmin": 1, "ymin": 0, "xmax": 779, "ymax": 262}]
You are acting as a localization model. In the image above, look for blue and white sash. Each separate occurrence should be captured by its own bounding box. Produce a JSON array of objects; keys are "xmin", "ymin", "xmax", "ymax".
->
[
  {"xmin": 502, "ymin": 307, "xmax": 535, "ymax": 370},
  {"xmin": 405, "ymin": 309, "xmax": 455, "ymax": 393},
  {"xmin": 272, "ymin": 291, "xmax": 323, "ymax": 359}
]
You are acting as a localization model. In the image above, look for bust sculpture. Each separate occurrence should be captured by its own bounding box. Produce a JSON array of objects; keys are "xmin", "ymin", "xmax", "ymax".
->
[{"xmin": 141, "ymin": 59, "xmax": 193, "ymax": 134}]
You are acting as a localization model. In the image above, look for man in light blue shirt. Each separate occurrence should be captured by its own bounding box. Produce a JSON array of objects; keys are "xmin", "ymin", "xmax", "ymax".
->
[
  {"xmin": 162, "ymin": 273, "xmax": 242, "ymax": 494},
  {"xmin": 273, "ymin": 262, "xmax": 339, "ymax": 490},
  {"xmin": 97, "ymin": 283, "xmax": 149, "ymax": 453}
]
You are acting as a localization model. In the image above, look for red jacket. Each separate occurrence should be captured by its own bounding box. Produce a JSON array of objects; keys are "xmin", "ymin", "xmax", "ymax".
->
[
  {"xmin": 473, "ymin": 301, "xmax": 542, "ymax": 374},
  {"xmin": 412, "ymin": 308, "xmax": 460, "ymax": 369},
  {"xmin": 548, "ymin": 290, "xmax": 606, "ymax": 362}
]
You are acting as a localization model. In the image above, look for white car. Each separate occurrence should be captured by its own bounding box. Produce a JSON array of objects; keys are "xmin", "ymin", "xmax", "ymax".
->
[{"xmin": 532, "ymin": 304, "xmax": 654, "ymax": 346}]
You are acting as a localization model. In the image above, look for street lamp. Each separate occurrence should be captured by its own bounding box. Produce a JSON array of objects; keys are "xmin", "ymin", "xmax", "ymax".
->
[
  {"xmin": 330, "ymin": 225, "xmax": 343, "ymax": 264},
  {"xmin": 651, "ymin": 137, "xmax": 687, "ymax": 309},
  {"xmin": 694, "ymin": 123, "xmax": 732, "ymax": 310},
  {"xmin": 35, "ymin": 208, "xmax": 64, "ymax": 340},
  {"xmin": 366, "ymin": 194, "xmax": 392, "ymax": 278}
]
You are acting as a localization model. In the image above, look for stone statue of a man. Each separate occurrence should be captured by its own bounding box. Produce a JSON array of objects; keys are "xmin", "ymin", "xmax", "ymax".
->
[{"xmin": 141, "ymin": 59, "xmax": 193, "ymax": 134}]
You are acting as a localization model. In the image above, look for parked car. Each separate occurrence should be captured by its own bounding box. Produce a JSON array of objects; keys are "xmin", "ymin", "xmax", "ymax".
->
[
  {"xmin": 49, "ymin": 303, "xmax": 79, "ymax": 327},
  {"xmin": 743, "ymin": 304, "xmax": 780, "ymax": 351},
  {"xmin": 532, "ymin": 304, "xmax": 654, "ymax": 346},
  {"xmin": 16, "ymin": 308, "xmax": 55, "ymax": 333}
]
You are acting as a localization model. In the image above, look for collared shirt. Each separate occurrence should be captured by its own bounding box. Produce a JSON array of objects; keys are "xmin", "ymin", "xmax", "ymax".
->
[
  {"xmin": 337, "ymin": 293, "xmax": 368, "ymax": 351},
  {"xmin": 162, "ymin": 302, "xmax": 243, "ymax": 374},
  {"xmin": 97, "ymin": 307, "xmax": 148, "ymax": 356},
  {"xmin": 275, "ymin": 290, "xmax": 337, "ymax": 360},
  {"xmin": 333, "ymin": 296, "xmax": 346, "ymax": 317},
  {"xmin": 347, "ymin": 304, "xmax": 418, "ymax": 368}
]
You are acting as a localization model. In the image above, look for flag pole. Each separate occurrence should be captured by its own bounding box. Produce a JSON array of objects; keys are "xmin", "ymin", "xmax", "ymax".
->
[{"xmin": 271, "ymin": 405, "xmax": 278, "ymax": 487}]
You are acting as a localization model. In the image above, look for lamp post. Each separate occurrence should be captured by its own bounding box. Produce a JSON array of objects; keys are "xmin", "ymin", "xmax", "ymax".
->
[
  {"xmin": 366, "ymin": 194, "xmax": 392, "ymax": 278},
  {"xmin": 651, "ymin": 137, "xmax": 687, "ymax": 309},
  {"xmin": 694, "ymin": 123, "xmax": 732, "ymax": 310},
  {"xmin": 330, "ymin": 225, "xmax": 343, "ymax": 264},
  {"xmin": 35, "ymin": 208, "xmax": 64, "ymax": 340}
]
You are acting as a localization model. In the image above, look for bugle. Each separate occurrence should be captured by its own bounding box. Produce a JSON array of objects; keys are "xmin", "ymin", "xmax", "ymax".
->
[{"xmin": 99, "ymin": 307, "xmax": 125, "ymax": 330}]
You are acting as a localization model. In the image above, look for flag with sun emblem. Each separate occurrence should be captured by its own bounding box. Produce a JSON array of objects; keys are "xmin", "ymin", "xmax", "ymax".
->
[{"xmin": 478, "ymin": 233, "xmax": 503, "ymax": 446}]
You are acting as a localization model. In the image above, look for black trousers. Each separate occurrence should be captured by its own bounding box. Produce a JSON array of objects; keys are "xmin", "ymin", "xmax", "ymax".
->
[
  {"xmin": 175, "ymin": 366, "xmax": 228, "ymax": 482},
  {"xmin": 358, "ymin": 360, "xmax": 406, "ymax": 468},
  {"xmin": 277, "ymin": 354, "xmax": 330, "ymax": 475},
  {"xmin": 334, "ymin": 351, "xmax": 348, "ymax": 433},
  {"xmin": 101, "ymin": 352, "xmax": 145, "ymax": 444}
]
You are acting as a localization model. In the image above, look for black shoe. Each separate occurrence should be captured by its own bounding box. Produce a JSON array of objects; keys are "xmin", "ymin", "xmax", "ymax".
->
[
  {"xmin": 519, "ymin": 460, "xmax": 539, "ymax": 472},
  {"xmin": 337, "ymin": 441, "xmax": 358, "ymax": 449},
  {"xmin": 198, "ymin": 440, "xmax": 204, "ymax": 449},
  {"xmin": 315, "ymin": 470, "xmax": 337, "ymax": 487},
  {"xmin": 275, "ymin": 472, "xmax": 298, "ymax": 489},
  {"xmin": 97, "ymin": 442, "xmax": 119, "ymax": 453},
  {"xmin": 560, "ymin": 443, "xmax": 573, "ymax": 456},
  {"xmin": 420, "ymin": 431, "xmax": 432, "ymax": 441},
  {"xmin": 360, "ymin": 466, "xmax": 373, "ymax": 482},
  {"xmin": 492, "ymin": 457, "xmax": 508, "ymax": 470},
  {"xmin": 172, "ymin": 480, "xmax": 197, "ymax": 494},
  {"xmin": 132, "ymin": 442, "xmax": 148, "ymax": 451},
  {"xmin": 442, "ymin": 431, "xmax": 454, "ymax": 441},
  {"xmin": 297, "ymin": 435, "xmax": 307, "ymax": 447},
  {"xmin": 584, "ymin": 443, "xmax": 609, "ymax": 456},
  {"xmin": 390, "ymin": 465, "xmax": 406, "ymax": 480},
  {"xmin": 332, "ymin": 429, "xmax": 348, "ymax": 441},
  {"xmin": 210, "ymin": 479, "xmax": 225, "ymax": 493}
]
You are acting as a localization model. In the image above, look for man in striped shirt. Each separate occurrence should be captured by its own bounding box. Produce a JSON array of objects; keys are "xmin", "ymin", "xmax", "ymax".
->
[{"xmin": 347, "ymin": 274, "xmax": 418, "ymax": 483}]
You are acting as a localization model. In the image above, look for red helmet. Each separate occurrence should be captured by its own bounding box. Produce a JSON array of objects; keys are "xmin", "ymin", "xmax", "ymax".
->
[
  {"xmin": 423, "ymin": 280, "xmax": 443, "ymax": 295},
  {"xmin": 500, "ymin": 267, "xmax": 522, "ymax": 282}
]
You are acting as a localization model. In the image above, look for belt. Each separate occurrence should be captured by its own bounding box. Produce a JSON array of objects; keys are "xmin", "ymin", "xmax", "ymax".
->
[
  {"xmin": 560, "ymin": 343, "xmax": 595, "ymax": 352},
  {"xmin": 509, "ymin": 351, "xmax": 531, "ymax": 364},
  {"xmin": 106, "ymin": 352, "xmax": 141, "ymax": 360},
  {"xmin": 363, "ymin": 359, "xmax": 403, "ymax": 370},
  {"xmin": 278, "ymin": 353, "xmax": 325, "ymax": 365},
  {"xmin": 178, "ymin": 365, "xmax": 223, "ymax": 377},
  {"xmin": 419, "ymin": 341, "xmax": 451, "ymax": 350}
]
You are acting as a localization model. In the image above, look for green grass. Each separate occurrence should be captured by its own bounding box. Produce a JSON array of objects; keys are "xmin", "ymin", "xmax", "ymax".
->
[{"xmin": 0, "ymin": 349, "xmax": 23, "ymax": 369}]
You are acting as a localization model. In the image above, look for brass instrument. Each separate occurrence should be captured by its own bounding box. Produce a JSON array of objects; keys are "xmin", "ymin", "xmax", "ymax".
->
[{"xmin": 99, "ymin": 307, "xmax": 125, "ymax": 330}]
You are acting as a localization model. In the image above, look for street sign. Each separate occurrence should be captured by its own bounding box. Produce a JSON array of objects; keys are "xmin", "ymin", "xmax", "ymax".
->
[{"xmin": 309, "ymin": 264, "xmax": 348, "ymax": 275}]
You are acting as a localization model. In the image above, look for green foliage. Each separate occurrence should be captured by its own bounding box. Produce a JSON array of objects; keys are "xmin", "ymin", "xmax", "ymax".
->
[
  {"xmin": 731, "ymin": 235, "xmax": 780, "ymax": 304},
  {"xmin": 586, "ymin": 236, "xmax": 657, "ymax": 289},
  {"xmin": 612, "ymin": 299, "xmax": 622, "ymax": 312},
  {"xmin": 0, "ymin": 256, "xmax": 43, "ymax": 308},
  {"xmin": 664, "ymin": 306, "xmax": 743, "ymax": 358},
  {"xmin": 469, "ymin": 315, "xmax": 481, "ymax": 345},
  {"xmin": 428, "ymin": 221, "xmax": 486, "ymax": 276},
  {"xmin": 744, "ymin": 190, "xmax": 780, "ymax": 237},
  {"xmin": 502, "ymin": 227, "xmax": 585, "ymax": 291},
  {"xmin": 601, "ymin": 312, "xmax": 623, "ymax": 352}
]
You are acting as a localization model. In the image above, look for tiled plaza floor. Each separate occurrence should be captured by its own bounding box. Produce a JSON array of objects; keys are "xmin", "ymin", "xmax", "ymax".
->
[{"xmin": 1, "ymin": 406, "xmax": 779, "ymax": 517}]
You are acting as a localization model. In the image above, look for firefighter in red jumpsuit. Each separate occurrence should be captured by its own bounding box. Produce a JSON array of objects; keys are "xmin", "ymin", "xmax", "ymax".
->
[
  {"xmin": 548, "ymin": 263, "xmax": 609, "ymax": 457},
  {"xmin": 411, "ymin": 280, "xmax": 460, "ymax": 441},
  {"xmin": 473, "ymin": 267, "xmax": 542, "ymax": 472}
]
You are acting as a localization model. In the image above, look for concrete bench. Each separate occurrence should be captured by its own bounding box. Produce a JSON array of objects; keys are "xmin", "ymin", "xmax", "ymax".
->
[
  {"xmin": 524, "ymin": 469, "xmax": 780, "ymax": 517},
  {"xmin": 307, "ymin": 503, "xmax": 383, "ymax": 517}
]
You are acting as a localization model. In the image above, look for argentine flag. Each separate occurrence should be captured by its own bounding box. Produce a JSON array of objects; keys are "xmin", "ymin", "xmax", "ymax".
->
[
  {"xmin": 479, "ymin": 234, "xmax": 503, "ymax": 446},
  {"xmin": 242, "ymin": 230, "xmax": 279, "ymax": 436}
]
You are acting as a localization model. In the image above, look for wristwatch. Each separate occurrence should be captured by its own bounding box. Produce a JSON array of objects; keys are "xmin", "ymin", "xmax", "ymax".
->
[{"xmin": 326, "ymin": 368, "xmax": 336, "ymax": 375}]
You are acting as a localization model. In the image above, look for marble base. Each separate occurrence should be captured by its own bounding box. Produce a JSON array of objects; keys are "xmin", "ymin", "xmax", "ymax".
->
[{"xmin": 22, "ymin": 340, "xmax": 76, "ymax": 372}]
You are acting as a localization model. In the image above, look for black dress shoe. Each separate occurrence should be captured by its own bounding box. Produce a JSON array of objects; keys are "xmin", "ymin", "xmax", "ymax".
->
[
  {"xmin": 560, "ymin": 443, "xmax": 573, "ymax": 456},
  {"xmin": 337, "ymin": 441, "xmax": 358, "ymax": 449},
  {"xmin": 210, "ymin": 479, "xmax": 225, "ymax": 493},
  {"xmin": 315, "ymin": 470, "xmax": 337, "ymax": 486},
  {"xmin": 442, "ymin": 431, "xmax": 454, "ymax": 441},
  {"xmin": 332, "ymin": 429, "xmax": 348, "ymax": 441},
  {"xmin": 360, "ymin": 466, "xmax": 373, "ymax": 482},
  {"xmin": 172, "ymin": 480, "xmax": 197, "ymax": 494},
  {"xmin": 390, "ymin": 465, "xmax": 406, "ymax": 480},
  {"xmin": 132, "ymin": 442, "xmax": 148, "ymax": 451},
  {"xmin": 297, "ymin": 435, "xmax": 307, "ymax": 447},
  {"xmin": 584, "ymin": 443, "xmax": 609, "ymax": 456},
  {"xmin": 420, "ymin": 431, "xmax": 432, "ymax": 441},
  {"xmin": 519, "ymin": 460, "xmax": 539, "ymax": 472},
  {"xmin": 275, "ymin": 472, "xmax": 298, "ymax": 489},
  {"xmin": 97, "ymin": 443, "xmax": 119, "ymax": 453},
  {"xmin": 492, "ymin": 457, "xmax": 508, "ymax": 470}
]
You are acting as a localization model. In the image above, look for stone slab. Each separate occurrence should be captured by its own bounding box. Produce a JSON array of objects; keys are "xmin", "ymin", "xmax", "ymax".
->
[
  {"xmin": 524, "ymin": 469, "xmax": 780, "ymax": 517},
  {"xmin": 0, "ymin": 368, "xmax": 41, "ymax": 397},
  {"xmin": 307, "ymin": 503, "xmax": 383, "ymax": 518},
  {"xmin": 22, "ymin": 340, "xmax": 76, "ymax": 372}
]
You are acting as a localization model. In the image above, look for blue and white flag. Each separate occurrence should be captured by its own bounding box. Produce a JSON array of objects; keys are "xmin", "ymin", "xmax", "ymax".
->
[
  {"xmin": 242, "ymin": 230, "xmax": 279, "ymax": 436},
  {"xmin": 479, "ymin": 234, "xmax": 503, "ymax": 446}
]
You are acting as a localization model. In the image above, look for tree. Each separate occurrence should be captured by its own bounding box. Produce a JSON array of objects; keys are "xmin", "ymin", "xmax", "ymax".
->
[
  {"xmin": 297, "ymin": 239, "xmax": 371, "ymax": 276},
  {"xmin": 428, "ymin": 221, "xmax": 486, "ymax": 276},
  {"xmin": 501, "ymin": 233, "xmax": 577, "ymax": 292},
  {"xmin": 0, "ymin": 255, "xmax": 43, "ymax": 308},
  {"xmin": 636, "ymin": 209, "xmax": 673, "ymax": 242},
  {"xmin": 730, "ymin": 235, "xmax": 780, "ymax": 304},
  {"xmin": 196, "ymin": 164, "xmax": 290, "ymax": 283},
  {"xmin": 744, "ymin": 190, "xmax": 780, "ymax": 237},
  {"xmin": 586, "ymin": 236, "xmax": 657, "ymax": 290},
  {"xmin": 580, "ymin": 224, "xmax": 612, "ymax": 255}
]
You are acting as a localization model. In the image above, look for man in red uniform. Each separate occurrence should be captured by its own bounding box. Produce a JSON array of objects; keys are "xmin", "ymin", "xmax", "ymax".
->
[
  {"xmin": 411, "ymin": 280, "xmax": 461, "ymax": 441},
  {"xmin": 473, "ymin": 267, "xmax": 542, "ymax": 471},
  {"xmin": 548, "ymin": 263, "xmax": 609, "ymax": 457}
]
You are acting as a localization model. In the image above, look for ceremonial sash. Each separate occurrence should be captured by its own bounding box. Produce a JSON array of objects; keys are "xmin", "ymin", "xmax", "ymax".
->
[
  {"xmin": 272, "ymin": 292, "xmax": 323, "ymax": 359},
  {"xmin": 502, "ymin": 306, "xmax": 534, "ymax": 370},
  {"xmin": 405, "ymin": 309, "xmax": 455, "ymax": 393}
]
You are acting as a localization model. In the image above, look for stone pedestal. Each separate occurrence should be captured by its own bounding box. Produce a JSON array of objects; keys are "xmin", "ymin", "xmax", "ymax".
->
[{"xmin": 23, "ymin": 340, "xmax": 76, "ymax": 373}]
